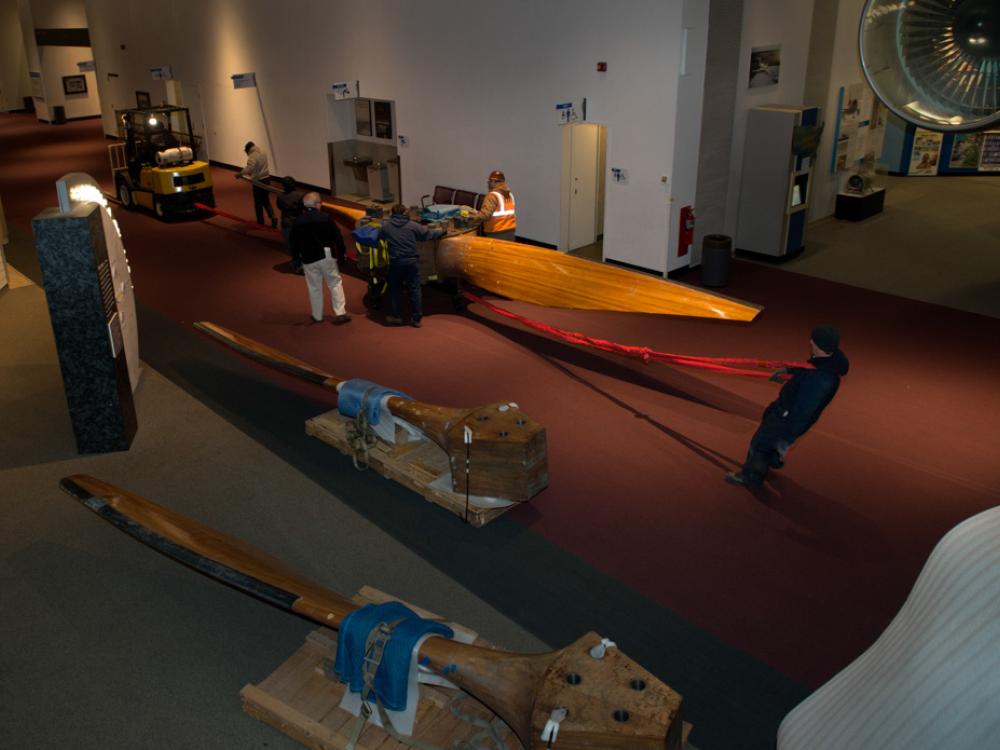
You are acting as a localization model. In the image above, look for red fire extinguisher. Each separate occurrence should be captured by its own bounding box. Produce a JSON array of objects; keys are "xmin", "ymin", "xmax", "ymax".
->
[{"xmin": 679, "ymin": 206, "xmax": 695, "ymax": 257}]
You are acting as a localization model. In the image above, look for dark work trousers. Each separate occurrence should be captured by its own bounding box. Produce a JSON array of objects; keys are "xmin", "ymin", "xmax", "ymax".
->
[
  {"xmin": 740, "ymin": 404, "xmax": 789, "ymax": 487},
  {"xmin": 252, "ymin": 184, "xmax": 275, "ymax": 224},
  {"xmin": 282, "ymin": 226, "xmax": 301, "ymax": 271},
  {"xmin": 388, "ymin": 261, "xmax": 422, "ymax": 322}
]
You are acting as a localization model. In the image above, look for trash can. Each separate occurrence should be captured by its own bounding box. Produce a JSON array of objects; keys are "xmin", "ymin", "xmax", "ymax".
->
[
  {"xmin": 701, "ymin": 234, "xmax": 732, "ymax": 288},
  {"xmin": 51, "ymin": 105, "xmax": 66, "ymax": 125}
]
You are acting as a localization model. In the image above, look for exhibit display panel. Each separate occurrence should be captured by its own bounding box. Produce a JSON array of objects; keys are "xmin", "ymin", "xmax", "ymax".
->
[
  {"xmin": 736, "ymin": 106, "xmax": 822, "ymax": 257},
  {"xmin": 31, "ymin": 176, "xmax": 139, "ymax": 454}
]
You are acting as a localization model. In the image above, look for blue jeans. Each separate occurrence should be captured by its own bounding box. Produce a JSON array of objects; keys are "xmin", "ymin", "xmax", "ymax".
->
[{"xmin": 388, "ymin": 261, "xmax": 421, "ymax": 322}]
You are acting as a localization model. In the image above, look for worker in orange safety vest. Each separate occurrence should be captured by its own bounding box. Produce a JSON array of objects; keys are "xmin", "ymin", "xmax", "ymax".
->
[{"xmin": 475, "ymin": 170, "xmax": 516, "ymax": 241}]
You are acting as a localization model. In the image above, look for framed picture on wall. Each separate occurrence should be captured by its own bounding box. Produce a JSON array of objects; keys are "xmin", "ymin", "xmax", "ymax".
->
[
  {"xmin": 749, "ymin": 46, "xmax": 781, "ymax": 88},
  {"xmin": 62, "ymin": 75, "xmax": 88, "ymax": 95},
  {"xmin": 135, "ymin": 91, "xmax": 151, "ymax": 108}
]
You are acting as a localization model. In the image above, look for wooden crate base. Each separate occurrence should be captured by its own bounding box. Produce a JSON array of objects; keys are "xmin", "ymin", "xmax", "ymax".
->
[
  {"xmin": 306, "ymin": 409, "xmax": 515, "ymax": 527},
  {"xmin": 241, "ymin": 586, "xmax": 516, "ymax": 749},
  {"xmin": 243, "ymin": 586, "xmax": 694, "ymax": 750}
]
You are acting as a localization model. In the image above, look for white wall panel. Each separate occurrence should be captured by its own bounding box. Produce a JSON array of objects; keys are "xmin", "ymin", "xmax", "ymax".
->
[{"xmin": 83, "ymin": 0, "xmax": 692, "ymax": 270}]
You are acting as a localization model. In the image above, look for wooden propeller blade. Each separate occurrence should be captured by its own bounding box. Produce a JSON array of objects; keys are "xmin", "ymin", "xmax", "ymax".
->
[
  {"xmin": 194, "ymin": 322, "xmax": 548, "ymax": 503},
  {"xmin": 321, "ymin": 201, "xmax": 367, "ymax": 225},
  {"xmin": 437, "ymin": 234, "xmax": 761, "ymax": 321},
  {"xmin": 60, "ymin": 475, "xmax": 681, "ymax": 748},
  {"xmin": 322, "ymin": 199, "xmax": 759, "ymax": 321},
  {"xmin": 194, "ymin": 321, "xmax": 343, "ymax": 387}
]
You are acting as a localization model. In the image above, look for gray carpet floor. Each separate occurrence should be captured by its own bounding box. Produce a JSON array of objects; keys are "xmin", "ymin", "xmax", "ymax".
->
[
  {"xmin": 0, "ymin": 277, "xmax": 546, "ymax": 749},
  {"xmin": 779, "ymin": 175, "xmax": 1000, "ymax": 319}
]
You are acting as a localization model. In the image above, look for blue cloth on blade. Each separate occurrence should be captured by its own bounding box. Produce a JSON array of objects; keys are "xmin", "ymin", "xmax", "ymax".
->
[
  {"xmin": 352, "ymin": 224, "xmax": 383, "ymax": 248},
  {"xmin": 338, "ymin": 379, "xmax": 410, "ymax": 426},
  {"xmin": 420, "ymin": 204, "xmax": 461, "ymax": 221},
  {"xmin": 334, "ymin": 602, "xmax": 454, "ymax": 711}
]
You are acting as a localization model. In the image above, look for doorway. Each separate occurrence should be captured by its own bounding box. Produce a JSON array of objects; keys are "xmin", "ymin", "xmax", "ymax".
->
[{"xmin": 560, "ymin": 123, "xmax": 607, "ymax": 257}]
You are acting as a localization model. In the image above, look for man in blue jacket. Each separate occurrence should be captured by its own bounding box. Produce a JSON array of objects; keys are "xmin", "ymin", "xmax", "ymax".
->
[
  {"xmin": 727, "ymin": 325, "xmax": 849, "ymax": 488},
  {"xmin": 378, "ymin": 204, "xmax": 445, "ymax": 328}
]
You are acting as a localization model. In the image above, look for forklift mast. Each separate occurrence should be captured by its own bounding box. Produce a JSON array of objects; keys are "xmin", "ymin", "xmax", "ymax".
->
[{"xmin": 121, "ymin": 107, "xmax": 202, "ymax": 175}]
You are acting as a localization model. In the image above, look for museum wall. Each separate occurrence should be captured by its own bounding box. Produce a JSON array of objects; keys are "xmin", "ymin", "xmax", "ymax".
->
[
  {"xmin": 691, "ymin": 0, "xmax": 743, "ymax": 266},
  {"xmin": 666, "ymin": 0, "xmax": 710, "ymax": 273},
  {"xmin": 18, "ymin": 0, "xmax": 100, "ymax": 120},
  {"xmin": 82, "ymin": 0, "xmax": 696, "ymax": 274},
  {"xmin": 723, "ymin": 0, "xmax": 816, "ymax": 239},
  {"xmin": 0, "ymin": 0, "xmax": 33, "ymax": 111}
]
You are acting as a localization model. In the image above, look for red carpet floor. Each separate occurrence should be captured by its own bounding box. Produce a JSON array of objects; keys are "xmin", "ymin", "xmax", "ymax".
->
[{"xmin": 4, "ymin": 113, "xmax": 999, "ymax": 688}]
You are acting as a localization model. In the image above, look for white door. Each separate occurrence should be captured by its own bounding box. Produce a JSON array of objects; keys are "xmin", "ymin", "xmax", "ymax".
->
[{"xmin": 568, "ymin": 123, "xmax": 599, "ymax": 250}]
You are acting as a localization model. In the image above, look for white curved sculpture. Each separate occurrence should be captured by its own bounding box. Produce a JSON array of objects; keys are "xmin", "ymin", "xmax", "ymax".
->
[{"xmin": 778, "ymin": 506, "xmax": 1000, "ymax": 749}]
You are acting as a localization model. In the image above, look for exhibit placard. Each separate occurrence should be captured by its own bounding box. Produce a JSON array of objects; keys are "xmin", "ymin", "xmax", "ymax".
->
[
  {"xmin": 150, "ymin": 65, "xmax": 173, "ymax": 80},
  {"xmin": 231, "ymin": 72, "xmax": 257, "ymax": 89},
  {"xmin": 77, "ymin": 60, "xmax": 96, "ymax": 72}
]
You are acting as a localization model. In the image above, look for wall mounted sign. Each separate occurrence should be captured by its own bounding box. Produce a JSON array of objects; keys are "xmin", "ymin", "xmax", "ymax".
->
[
  {"xmin": 555, "ymin": 101, "xmax": 578, "ymax": 125},
  {"xmin": 150, "ymin": 65, "xmax": 173, "ymax": 81},
  {"xmin": 231, "ymin": 72, "xmax": 257, "ymax": 89},
  {"xmin": 331, "ymin": 80, "xmax": 359, "ymax": 100},
  {"xmin": 77, "ymin": 60, "xmax": 96, "ymax": 73}
]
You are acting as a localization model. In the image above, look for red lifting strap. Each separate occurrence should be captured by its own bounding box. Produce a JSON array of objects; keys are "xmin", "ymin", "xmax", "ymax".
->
[
  {"xmin": 194, "ymin": 202, "xmax": 282, "ymax": 236},
  {"xmin": 462, "ymin": 291, "xmax": 811, "ymax": 378},
  {"xmin": 194, "ymin": 202, "xmax": 357, "ymax": 260}
]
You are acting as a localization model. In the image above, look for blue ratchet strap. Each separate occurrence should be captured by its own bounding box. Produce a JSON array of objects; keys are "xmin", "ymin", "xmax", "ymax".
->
[{"xmin": 338, "ymin": 379, "xmax": 411, "ymax": 427}]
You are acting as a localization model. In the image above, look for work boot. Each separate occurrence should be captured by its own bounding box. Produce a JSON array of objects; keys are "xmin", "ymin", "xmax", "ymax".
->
[
  {"xmin": 725, "ymin": 472, "xmax": 748, "ymax": 486},
  {"xmin": 385, "ymin": 315, "xmax": 403, "ymax": 326},
  {"xmin": 410, "ymin": 319, "xmax": 422, "ymax": 328}
]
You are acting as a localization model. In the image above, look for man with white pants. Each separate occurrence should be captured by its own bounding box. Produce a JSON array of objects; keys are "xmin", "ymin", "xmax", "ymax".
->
[{"xmin": 289, "ymin": 193, "xmax": 351, "ymax": 325}]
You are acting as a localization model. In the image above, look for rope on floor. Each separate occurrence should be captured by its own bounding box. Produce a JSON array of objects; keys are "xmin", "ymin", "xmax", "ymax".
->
[{"xmin": 462, "ymin": 291, "xmax": 810, "ymax": 378}]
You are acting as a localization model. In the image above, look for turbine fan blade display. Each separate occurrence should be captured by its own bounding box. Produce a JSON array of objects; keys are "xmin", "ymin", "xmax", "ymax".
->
[{"xmin": 861, "ymin": 0, "xmax": 1000, "ymax": 131}]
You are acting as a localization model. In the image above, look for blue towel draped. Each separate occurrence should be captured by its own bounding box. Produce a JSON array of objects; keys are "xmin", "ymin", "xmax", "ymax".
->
[{"xmin": 334, "ymin": 602, "xmax": 454, "ymax": 711}]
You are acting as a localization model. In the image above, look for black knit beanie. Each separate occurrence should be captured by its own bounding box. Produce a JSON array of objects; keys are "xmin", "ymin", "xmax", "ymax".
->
[{"xmin": 811, "ymin": 325, "xmax": 840, "ymax": 354}]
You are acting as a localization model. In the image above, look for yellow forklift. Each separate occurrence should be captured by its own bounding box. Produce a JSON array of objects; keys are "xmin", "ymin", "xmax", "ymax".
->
[{"xmin": 110, "ymin": 106, "xmax": 214, "ymax": 219}]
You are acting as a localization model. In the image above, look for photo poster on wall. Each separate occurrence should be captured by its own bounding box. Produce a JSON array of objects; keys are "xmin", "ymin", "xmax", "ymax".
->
[
  {"xmin": 749, "ymin": 45, "xmax": 781, "ymax": 88},
  {"xmin": 978, "ymin": 132, "xmax": 1000, "ymax": 172},
  {"xmin": 949, "ymin": 133, "xmax": 984, "ymax": 169},
  {"xmin": 909, "ymin": 129, "xmax": 944, "ymax": 176}
]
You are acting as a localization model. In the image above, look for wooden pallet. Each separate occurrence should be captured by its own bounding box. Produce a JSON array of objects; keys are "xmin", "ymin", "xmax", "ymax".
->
[
  {"xmin": 306, "ymin": 409, "xmax": 516, "ymax": 527},
  {"xmin": 241, "ymin": 586, "xmax": 516, "ymax": 749},
  {"xmin": 242, "ymin": 586, "xmax": 694, "ymax": 750}
]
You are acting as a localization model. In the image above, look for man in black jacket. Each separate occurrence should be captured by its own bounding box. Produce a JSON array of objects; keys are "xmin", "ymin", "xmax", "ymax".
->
[
  {"xmin": 377, "ymin": 204, "xmax": 445, "ymax": 328},
  {"xmin": 289, "ymin": 193, "xmax": 350, "ymax": 325},
  {"xmin": 727, "ymin": 325, "xmax": 849, "ymax": 488},
  {"xmin": 276, "ymin": 176, "xmax": 305, "ymax": 273}
]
